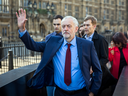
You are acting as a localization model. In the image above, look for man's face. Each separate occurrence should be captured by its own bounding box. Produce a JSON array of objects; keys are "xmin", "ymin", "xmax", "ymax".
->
[
  {"xmin": 83, "ymin": 20, "xmax": 96, "ymax": 37},
  {"xmin": 53, "ymin": 18, "xmax": 62, "ymax": 33},
  {"xmin": 61, "ymin": 18, "xmax": 78, "ymax": 42}
]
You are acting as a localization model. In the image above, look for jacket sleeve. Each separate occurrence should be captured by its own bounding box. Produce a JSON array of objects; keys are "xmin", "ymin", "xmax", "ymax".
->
[
  {"xmin": 90, "ymin": 42, "xmax": 102, "ymax": 95},
  {"xmin": 108, "ymin": 47, "xmax": 114, "ymax": 61},
  {"xmin": 99, "ymin": 37, "xmax": 109, "ymax": 66},
  {"xmin": 20, "ymin": 30, "xmax": 46, "ymax": 52}
]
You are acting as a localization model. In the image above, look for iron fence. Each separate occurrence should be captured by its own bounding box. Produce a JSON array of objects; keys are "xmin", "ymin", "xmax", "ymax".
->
[{"xmin": 0, "ymin": 42, "xmax": 42, "ymax": 75}]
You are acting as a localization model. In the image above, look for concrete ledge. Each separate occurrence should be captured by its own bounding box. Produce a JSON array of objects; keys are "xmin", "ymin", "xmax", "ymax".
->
[{"xmin": 0, "ymin": 63, "xmax": 39, "ymax": 88}]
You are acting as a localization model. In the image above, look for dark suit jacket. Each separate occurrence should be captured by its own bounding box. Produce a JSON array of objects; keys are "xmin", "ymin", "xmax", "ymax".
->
[
  {"xmin": 45, "ymin": 31, "xmax": 63, "ymax": 42},
  {"xmin": 20, "ymin": 31, "xmax": 102, "ymax": 95},
  {"xmin": 83, "ymin": 31, "xmax": 116, "ymax": 92}
]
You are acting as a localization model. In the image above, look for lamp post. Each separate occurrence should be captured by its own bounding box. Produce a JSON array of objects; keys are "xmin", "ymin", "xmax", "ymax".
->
[
  {"xmin": 46, "ymin": 2, "xmax": 55, "ymax": 31},
  {"xmin": 28, "ymin": 1, "xmax": 38, "ymax": 36}
]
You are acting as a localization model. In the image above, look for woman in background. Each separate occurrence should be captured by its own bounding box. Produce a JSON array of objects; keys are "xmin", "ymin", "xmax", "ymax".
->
[
  {"xmin": 109, "ymin": 32, "xmax": 128, "ymax": 95},
  {"xmin": 109, "ymin": 32, "xmax": 128, "ymax": 79},
  {"xmin": 78, "ymin": 24, "xmax": 85, "ymax": 37}
]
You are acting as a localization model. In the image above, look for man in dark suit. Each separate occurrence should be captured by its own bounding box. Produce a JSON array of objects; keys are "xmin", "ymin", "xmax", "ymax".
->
[
  {"xmin": 45, "ymin": 15, "xmax": 63, "ymax": 96},
  {"xmin": 45, "ymin": 15, "xmax": 63, "ymax": 42},
  {"xmin": 83, "ymin": 15, "xmax": 116, "ymax": 95},
  {"xmin": 16, "ymin": 9, "xmax": 102, "ymax": 96}
]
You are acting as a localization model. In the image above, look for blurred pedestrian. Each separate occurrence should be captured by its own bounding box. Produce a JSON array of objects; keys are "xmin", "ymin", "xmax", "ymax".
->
[
  {"xmin": 83, "ymin": 15, "xmax": 116, "ymax": 96},
  {"xmin": 78, "ymin": 24, "xmax": 85, "ymax": 37}
]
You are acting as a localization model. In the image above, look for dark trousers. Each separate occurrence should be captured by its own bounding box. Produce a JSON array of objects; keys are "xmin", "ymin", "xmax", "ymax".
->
[{"xmin": 54, "ymin": 86, "xmax": 89, "ymax": 96}]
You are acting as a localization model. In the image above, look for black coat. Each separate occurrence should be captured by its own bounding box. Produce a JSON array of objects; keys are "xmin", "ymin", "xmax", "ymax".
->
[{"xmin": 83, "ymin": 31, "xmax": 116, "ymax": 94}]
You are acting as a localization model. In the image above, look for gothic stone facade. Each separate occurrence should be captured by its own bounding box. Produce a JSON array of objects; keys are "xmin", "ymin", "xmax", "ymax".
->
[{"xmin": 0, "ymin": 0, "xmax": 127, "ymax": 41}]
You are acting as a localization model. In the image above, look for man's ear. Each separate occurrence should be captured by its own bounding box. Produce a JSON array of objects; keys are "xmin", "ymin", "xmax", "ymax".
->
[
  {"xmin": 75, "ymin": 26, "xmax": 79, "ymax": 33},
  {"xmin": 93, "ymin": 25, "xmax": 96, "ymax": 30}
]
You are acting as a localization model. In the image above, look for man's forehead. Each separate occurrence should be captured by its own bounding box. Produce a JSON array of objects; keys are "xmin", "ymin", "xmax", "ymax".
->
[
  {"xmin": 53, "ymin": 19, "xmax": 61, "ymax": 23},
  {"xmin": 62, "ymin": 19, "xmax": 73, "ymax": 24}
]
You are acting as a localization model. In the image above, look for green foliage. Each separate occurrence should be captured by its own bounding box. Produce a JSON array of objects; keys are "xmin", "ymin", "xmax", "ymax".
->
[{"xmin": 37, "ymin": 9, "xmax": 48, "ymax": 15}]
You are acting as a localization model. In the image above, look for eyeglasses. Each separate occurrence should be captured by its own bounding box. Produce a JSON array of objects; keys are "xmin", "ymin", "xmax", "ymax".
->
[{"xmin": 53, "ymin": 24, "xmax": 60, "ymax": 26}]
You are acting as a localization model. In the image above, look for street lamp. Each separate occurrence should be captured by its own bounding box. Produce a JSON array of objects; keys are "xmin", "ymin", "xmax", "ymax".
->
[
  {"xmin": 28, "ymin": 1, "xmax": 38, "ymax": 17},
  {"xmin": 28, "ymin": 1, "xmax": 38, "ymax": 36},
  {"xmin": 46, "ymin": 2, "xmax": 55, "ymax": 18},
  {"xmin": 8, "ymin": 24, "xmax": 10, "ymax": 43},
  {"xmin": 46, "ymin": 2, "xmax": 55, "ymax": 31}
]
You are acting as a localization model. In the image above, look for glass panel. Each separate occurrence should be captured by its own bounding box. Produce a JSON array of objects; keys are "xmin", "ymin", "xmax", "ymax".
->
[
  {"xmin": 24, "ymin": 0, "xmax": 28, "ymax": 7},
  {"xmin": 39, "ymin": 2, "xmax": 41, "ymax": 9},
  {"xmin": 65, "ymin": 4, "xmax": 67, "ymax": 10},
  {"xmin": 2, "ymin": 28, "xmax": 4, "ymax": 37},
  {"xmin": 75, "ymin": 6, "xmax": 79, "ymax": 11},
  {"xmin": 68, "ymin": 11, "xmax": 72, "ymax": 15},
  {"xmin": 95, "ymin": 9, "xmax": 97, "ymax": 13},
  {"xmin": 42, "ymin": 2, "xmax": 46, "ymax": 9},
  {"xmin": 86, "ymin": 7, "xmax": 88, "ymax": 13},
  {"xmin": 0, "ymin": 6, "xmax": 1, "ymax": 11},
  {"xmin": 75, "ymin": 13, "xmax": 79, "ymax": 18},
  {"xmin": 68, "ymin": 5, "xmax": 72, "ymax": 10},
  {"xmin": 0, "ymin": 0, "xmax": 2, "ymax": 4},
  {"xmin": 89, "ymin": 7, "xmax": 92, "ymax": 12},
  {"xmin": 5, "ymin": 28, "xmax": 7, "ymax": 36}
]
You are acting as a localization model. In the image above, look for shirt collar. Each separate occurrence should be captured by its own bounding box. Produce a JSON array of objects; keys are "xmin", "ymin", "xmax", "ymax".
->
[
  {"xmin": 84, "ymin": 32, "xmax": 94, "ymax": 41},
  {"xmin": 64, "ymin": 36, "xmax": 76, "ymax": 47},
  {"xmin": 54, "ymin": 31, "xmax": 62, "ymax": 36}
]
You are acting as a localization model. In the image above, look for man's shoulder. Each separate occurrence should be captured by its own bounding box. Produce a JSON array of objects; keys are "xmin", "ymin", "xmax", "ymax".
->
[
  {"xmin": 77, "ymin": 37, "xmax": 93, "ymax": 44},
  {"xmin": 46, "ymin": 32, "xmax": 55, "ymax": 38},
  {"xmin": 94, "ymin": 32, "xmax": 107, "ymax": 41}
]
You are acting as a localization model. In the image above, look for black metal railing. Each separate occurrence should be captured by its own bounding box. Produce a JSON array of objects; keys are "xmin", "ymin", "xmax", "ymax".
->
[{"xmin": 0, "ymin": 42, "xmax": 42, "ymax": 75}]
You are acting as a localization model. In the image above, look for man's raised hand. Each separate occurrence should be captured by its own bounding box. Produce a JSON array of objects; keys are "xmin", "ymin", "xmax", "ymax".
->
[{"xmin": 16, "ymin": 8, "xmax": 27, "ymax": 32}]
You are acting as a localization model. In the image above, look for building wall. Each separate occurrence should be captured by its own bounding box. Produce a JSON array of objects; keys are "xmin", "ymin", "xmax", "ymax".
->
[{"xmin": 0, "ymin": 0, "xmax": 127, "ymax": 41}]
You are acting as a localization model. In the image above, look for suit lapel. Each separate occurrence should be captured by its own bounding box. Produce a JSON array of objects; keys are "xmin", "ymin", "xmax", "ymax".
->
[
  {"xmin": 76, "ymin": 37, "xmax": 83, "ymax": 70},
  {"xmin": 47, "ymin": 38, "xmax": 64, "ymax": 63}
]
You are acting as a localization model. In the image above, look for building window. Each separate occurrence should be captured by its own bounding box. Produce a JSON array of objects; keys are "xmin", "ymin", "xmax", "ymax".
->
[
  {"xmin": 65, "ymin": 4, "xmax": 72, "ymax": 16},
  {"xmin": 0, "ymin": 0, "xmax": 2, "ymax": 11},
  {"xmin": 86, "ymin": 7, "xmax": 88, "ymax": 16},
  {"xmin": 2, "ymin": 28, "xmax": 4, "ymax": 37},
  {"xmin": 24, "ymin": 0, "xmax": 28, "ymax": 7},
  {"xmin": 86, "ymin": 7, "xmax": 92, "ymax": 16},
  {"xmin": 119, "ymin": 0, "xmax": 121, "ymax": 5},
  {"xmin": 39, "ymin": 1, "xmax": 41, "ymax": 9},
  {"xmin": 19, "ymin": 0, "xmax": 22, "ymax": 6},
  {"xmin": 111, "ymin": 10, "xmax": 114, "ymax": 20},
  {"xmin": 122, "ymin": 2, "xmax": 124, "ymax": 5},
  {"xmin": 75, "ymin": 6, "xmax": 79, "ymax": 18},
  {"xmin": 42, "ymin": 2, "xmax": 46, "ymax": 9},
  {"xmin": 119, "ymin": 10, "xmax": 121, "ymax": 20},
  {"xmin": 104, "ymin": 9, "xmax": 109, "ymax": 19},
  {"xmin": 68, "ymin": 5, "xmax": 72, "ymax": 10},
  {"xmin": 122, "ymin": 11, "xmax": 125, "ymax": 20},
  {"xmin": 5, "ymin": 28, "xmax": 7, "ymax": 36}
]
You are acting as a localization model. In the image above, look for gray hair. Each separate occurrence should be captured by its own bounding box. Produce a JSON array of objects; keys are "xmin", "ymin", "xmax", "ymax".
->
[{"xmin": 61, "ymin": 16, "xmax": 79, "ymax": 27}]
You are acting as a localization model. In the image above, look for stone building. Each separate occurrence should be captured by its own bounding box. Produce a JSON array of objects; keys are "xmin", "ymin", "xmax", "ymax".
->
[{"xmin": 0, "ymin": 0, "xmax": 127, "ymax": 42}]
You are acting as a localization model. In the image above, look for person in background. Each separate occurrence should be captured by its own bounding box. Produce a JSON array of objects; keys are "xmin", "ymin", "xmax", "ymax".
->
[
  {"xmin": 78, "ymin": 24, "xmax": 85, "ymax": 37},
  {"xmin": 45, "ymin": 15, "xmax": 63, "ymax": 42},
  {"xmin": 44, "ymin": 15, "xmax": 63, "ymax": 96},
  {"xmin": 83, "ymin": 15, "xmax": 116, "ymax": 96},
  {"xmin": 16, "ymin": 9, "xmax": 102, "ymax": 96},
  {"xmin": 108, "ymin": 32, "xmax": 128, "ymax": 94}
]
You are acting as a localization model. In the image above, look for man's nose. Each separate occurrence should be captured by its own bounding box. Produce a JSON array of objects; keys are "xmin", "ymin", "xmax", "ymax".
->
[{"xmin": 64, "ymin": 26, "xmax": 68, "ymax": 30}]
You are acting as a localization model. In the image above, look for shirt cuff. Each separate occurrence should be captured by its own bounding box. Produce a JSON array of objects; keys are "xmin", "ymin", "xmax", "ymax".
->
[{"xmin": 18, "ymin": 29, "xmax": 27, "ymax": 38}]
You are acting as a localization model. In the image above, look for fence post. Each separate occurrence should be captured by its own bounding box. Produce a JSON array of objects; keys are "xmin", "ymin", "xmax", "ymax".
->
[
  {"xmin": 8, "ymin": 49, "xmax": 13, "ymax": 70},
  {"xmin": 0, "ymin": 37, "xmax": 2, "ymax": 68}
]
